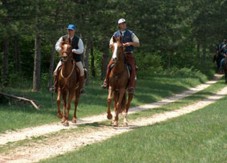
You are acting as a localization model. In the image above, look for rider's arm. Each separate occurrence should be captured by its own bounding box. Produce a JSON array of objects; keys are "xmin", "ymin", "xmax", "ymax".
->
[
  {"xmin": 109, "ymin": 37, "xmax": 114, "ymax": 48},
  {"xmin": 123, "ymin": 33, "xmax": 140, "ymax": 47},
  {"xmin": 72, "ymin": 39, "xmax": 84, "ymax": 54},
  {"xmin": 131, "ymin": 33, "xmax": 140, "ymax": 47},
  {"xmin": 55, "ymin": 37, "xmax": 63, "ymax": 52}
]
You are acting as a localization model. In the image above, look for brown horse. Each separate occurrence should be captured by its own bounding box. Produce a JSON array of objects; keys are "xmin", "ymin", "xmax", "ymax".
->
[
  {"xmin": 56, "ymin": 41, "xmax": 81, "ymax": 126},
  {"xmin": 106, "ymin": 36, "xmax": 134, "ymax": 127}
]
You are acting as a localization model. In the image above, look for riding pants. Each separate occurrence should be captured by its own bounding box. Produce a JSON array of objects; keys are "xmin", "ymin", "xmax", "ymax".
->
[
  {"xmin": 54, "ymin": 60, "xmax": 84, "ymax": 76},
  {"xmin": 125, "ymin": 53, "xmax": 136, "ymax": 89}
]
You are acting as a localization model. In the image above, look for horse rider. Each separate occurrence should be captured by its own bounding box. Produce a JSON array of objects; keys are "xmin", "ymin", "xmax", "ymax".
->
[
  {"xmin": 217, "ymin": 39, "xmax": 227, "ymax": 73},
  {"xmin": 220, "ymin": 43, "xmax": 227, "ymax": 72},
  {"xmin": 101, "ymin": 18, "xmax": 140, "ymax": 93},
  {"xmin": 54, "ymin": 24, "xmax": 85, "ymax": 93}
]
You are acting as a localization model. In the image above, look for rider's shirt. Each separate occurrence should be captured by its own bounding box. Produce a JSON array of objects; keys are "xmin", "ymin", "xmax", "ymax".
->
[
  {"xmin": 55, "ymin": 35, "xmax": 84, "ymax": 62},
  {"xmin": 109, "ymin": 29, "xmax": 139, "ymax": 53}
]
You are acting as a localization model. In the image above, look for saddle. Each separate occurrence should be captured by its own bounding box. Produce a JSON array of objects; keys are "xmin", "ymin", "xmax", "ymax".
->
[
  {"xmin": 57, "ymin": 65, "xmax": 87, "ymax": 79},
  {"xmin": 109, "ymin": 63, "xmax": 130, "ymax": 79},
  {"xmin": 109, "ymin": 63, "xmax": 138, "ymax": 78}
]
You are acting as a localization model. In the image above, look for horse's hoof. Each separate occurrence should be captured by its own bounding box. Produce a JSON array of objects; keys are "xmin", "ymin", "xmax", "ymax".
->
[
  {"xmin": 123, "ymin": 122, "xmax": 128, "ymax": 127},
  {"xmin": 72, "ymin": 117, "xmax": 77, "ymax": 123},
  {"xmin": 57, "ymin": 112, "xmax": 63, "ymax": 119},
  {"xmin": 63, "ymin": 121, "xmax": 69, "ymax": 126},
  {"xmin": 112, "ymin": 121, "xmax": 118, "ymax": 127},
  {"xmin": 107, "ymin": 114, "xmax": 112, "ymax": 120},
  {"xmin": 61, "ymin": 117, "xmax": 66, "ymax": 123}
]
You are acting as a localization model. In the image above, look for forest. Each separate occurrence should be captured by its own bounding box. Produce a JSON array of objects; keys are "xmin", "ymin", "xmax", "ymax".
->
[{"xmin": 0, "ymin": 0, "xmax": 227, "ymax": 91}]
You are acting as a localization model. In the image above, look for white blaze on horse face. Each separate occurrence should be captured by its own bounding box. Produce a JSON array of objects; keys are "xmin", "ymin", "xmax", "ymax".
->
[
  {"xmin": 112, "ymin": 43, "xmax": 118, "ymax": 60},
  {"xmin": 62, "ymin": 44, "xmax": 69, "ymax": 57},
  {"xmin": 62, "ymin": 44, "xmax": 68, "ymax": 51}
]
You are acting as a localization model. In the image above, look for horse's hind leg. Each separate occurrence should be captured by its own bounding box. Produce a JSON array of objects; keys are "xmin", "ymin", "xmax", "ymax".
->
[
  {"xmin": 113, "ymin": 89, "xmax": 125, "ymax": 127},
  {"xmin": 63, "ymin": 91, "xmax": 74, "ymax": 126},
  {"xmin": 56, "ymin": 88, "xmax": 63, "ymax": 118},
  {"xmin": 61, "ymin": 92, "xmax": 68, "ymax": 126},
  {"xmin": 112, "ymin": 92, "xmax": 119, "ymax": 127},
  {"xmin": 123, "ymin": 92, "xmax": 134, "ymax": 126},
  {"xmin": 107, "ymin": 87, "xmax": 113, "ymax": 120}
]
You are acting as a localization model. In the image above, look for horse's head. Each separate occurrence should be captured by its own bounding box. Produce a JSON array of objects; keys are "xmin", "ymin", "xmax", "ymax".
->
[
  {"xmin": 111, "ymin": 36, "xmax": 124, "ymax": 62},
  {"xmin": 60, "ymin": 41, "xmax": 72, "ymax": 62}
]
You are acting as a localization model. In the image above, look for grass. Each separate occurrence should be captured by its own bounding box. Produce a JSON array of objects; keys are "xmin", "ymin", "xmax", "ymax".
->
[
  {"xmin": 41, "ymin": 94, "xmax": 227, "ymax": 163},
  {"xmin": 0, "ymin": 80, "xmax": 224, "ymax": 152},
  {"xmin": 128, "ymin": 79, "xmax": 225, "ymax": 120},
  {"xmin": 0, "ymin": 74, "xmax": 206, "ymax": 133}
]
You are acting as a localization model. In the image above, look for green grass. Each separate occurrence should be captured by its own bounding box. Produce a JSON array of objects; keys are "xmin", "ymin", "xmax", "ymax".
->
[
  {"xmin": 0, "ymin": 75, "xmax": 205, "ymax": 133},
  {"xmin": 129, "ymin": 79, "xmax": 225, "ymax": 120},
  {"xmin": 41, "ymin": 95, "xmax": 227, "ymax": 163}
]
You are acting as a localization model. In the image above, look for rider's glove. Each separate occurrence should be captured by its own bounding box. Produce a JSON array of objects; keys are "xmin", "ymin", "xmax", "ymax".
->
[{"xmin": 72, "ymin": 49, "xmax": 77, "ymax": 54}]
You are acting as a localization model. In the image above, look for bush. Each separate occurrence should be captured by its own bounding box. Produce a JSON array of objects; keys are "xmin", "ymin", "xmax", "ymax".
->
[
  {"xmin": 135, "ymin": 52, "xmax": 163, "ymax": 78},
  {"xmin": 162, "ymin": 67, "xmax": 208, "ymax": 83}
]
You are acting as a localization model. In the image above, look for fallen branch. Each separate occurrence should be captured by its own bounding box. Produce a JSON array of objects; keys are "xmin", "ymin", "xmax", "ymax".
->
[{"xmin": 0, "ymin": 92, "xmax": 40, "ymax": 110}]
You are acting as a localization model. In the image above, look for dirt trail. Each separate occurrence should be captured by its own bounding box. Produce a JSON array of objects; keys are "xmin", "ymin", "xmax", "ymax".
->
[
  {"xmin": 0, "ymin": 76, "xmax": 221, "ymax": 146},
  {"xmin": 0, "ymin": 74, "xmax": 226, "ymax": 163}
]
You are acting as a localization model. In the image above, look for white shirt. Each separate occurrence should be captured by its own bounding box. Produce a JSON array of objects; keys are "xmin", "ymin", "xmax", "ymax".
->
[
  {"xmin": 109, "ymin": 30, "xmax": 139, "ymax": 45},
  {"xmin": 55, "ymin": 36, "xmax": 84, "ymax": 54}
]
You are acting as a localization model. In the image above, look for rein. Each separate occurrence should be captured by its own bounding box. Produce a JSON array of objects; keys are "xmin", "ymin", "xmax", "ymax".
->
[{"xmin": 60, "ymin": 60, "xmax": 76, "ymax": 80}]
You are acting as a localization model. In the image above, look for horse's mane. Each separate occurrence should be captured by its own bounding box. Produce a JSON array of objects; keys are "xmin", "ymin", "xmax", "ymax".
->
[
  {"xmin": 61, "ymin": 40, "xmax": 71, "ymax": 48},
  {"xmin": 60, "ymin": 41, "xmax": 72, "ymax": 54},
  {"xmin": 113, "ymin": 36, "xmax": 122, "ymax": 43}
]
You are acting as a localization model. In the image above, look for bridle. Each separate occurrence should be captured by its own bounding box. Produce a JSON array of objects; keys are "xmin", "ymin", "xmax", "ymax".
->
[{"xmin": 60, "ymin": 43, "xmax": 75, "ymax": 80}]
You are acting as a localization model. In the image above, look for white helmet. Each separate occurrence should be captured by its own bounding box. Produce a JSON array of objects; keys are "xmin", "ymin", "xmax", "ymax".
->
[{"xmin": 118, "ymin": 18, "xmax": 126, "ymax": 24}]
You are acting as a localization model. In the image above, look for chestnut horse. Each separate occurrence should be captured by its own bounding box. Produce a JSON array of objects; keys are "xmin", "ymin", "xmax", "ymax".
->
[
  {"xmin": 106, "ymin": 36, "xmax": 134, "ymax": 127},
  {"xmin": 56, "ymin": 41, "xmax": 81, "ymax": 126}
]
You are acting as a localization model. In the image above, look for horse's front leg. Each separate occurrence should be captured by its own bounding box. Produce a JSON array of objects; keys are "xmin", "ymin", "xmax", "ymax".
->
[
  {"xmin": 56, "ymin": 88, "xmax": 63, "ymax": 118},
  {"xmin": 61, "ymin": 92, "xmax": 68, "ymax": 126},
  {"xmin": 63, "ymin": 91, "xmax": 74, "ymax": 126},
  {"xmin": 72, "ymin": 89, "xmax": 81, "ymax": 123},
  {"xmin": 107, "ymin": 87, "xmax": 113, "ymax": 120},
  {"xmin": 114, "ymin": 89, "xmax": 126, "ymax": 127}
]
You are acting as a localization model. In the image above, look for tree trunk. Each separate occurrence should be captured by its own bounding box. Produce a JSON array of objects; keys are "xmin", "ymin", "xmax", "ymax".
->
[
  {"xmin": 90, "ymin": 39, "xmax": 96, "ymax": 78},
  {"xmin": 14, "ymin": 37, "xmax": 21, "ymax": 73},
  {"xmin": 168, "ymin": 52, "xmax": 171, "ymax": 69},
  {"xmin": 196, "ymin": 42, "xmax": 201, "ymax": 64},
  {"xmin": 33, "ymin": 0, "xmax": 41, "ymax": 92},
  {"xmin": 48, "ymin": 44, "xmax": 55, "ymax": 89},
  {"xmin": 32, "ymin": 33, "xmax": 41, "ymax": 92},
  {"xmin": 83, "ymin": 38, "xmax": 91, "ymax": 84},
  {"xmin": 202, "ymin": 44, "xmax": 207, "ymax": 66},
  {"xmin": 101, "ymin": 39, "xmax": 109, "ymax": 80},
  {"xmin": 1, "ymin": 37, "xmax": 9, "ymax": 86}
]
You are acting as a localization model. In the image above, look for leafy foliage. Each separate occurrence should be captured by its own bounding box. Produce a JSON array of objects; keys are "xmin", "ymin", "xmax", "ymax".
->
[{"xmin": 0, "ymin": 0, "xmax": 226, "ymax": 88}]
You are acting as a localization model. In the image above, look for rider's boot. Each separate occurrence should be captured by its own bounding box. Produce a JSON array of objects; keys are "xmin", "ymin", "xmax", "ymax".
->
[{"xmin": 79, "ymin": 76, "xmax": 85, "ymax": 94}]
